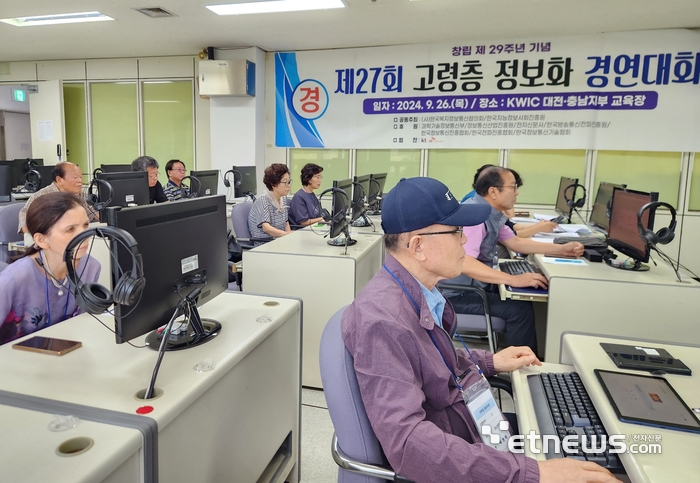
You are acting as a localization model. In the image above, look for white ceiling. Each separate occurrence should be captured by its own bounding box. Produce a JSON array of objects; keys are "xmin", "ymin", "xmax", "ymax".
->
[{"xmin": 1, "ymin": 0, "xmax": 699, "ymax": 62}]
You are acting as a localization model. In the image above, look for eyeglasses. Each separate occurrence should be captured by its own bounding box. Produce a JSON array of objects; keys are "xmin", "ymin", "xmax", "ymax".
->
[
  {"xmin": 313, "ymin": 174, "xmax": 323, "ymax": 180},
  {"xmin": 499, "ymin": 184, "xmax": 519, "ymax": 191},
  {"xmin": 415, "ymin": 227, "xmax": 464, "ymax": 237},
  {"xmin": 171, "ymin": 168, "xmax": 186, "ymax": 173},
  {"xmin": 280, "ymin": 179, "xmax": 293, "ymax": 186}
]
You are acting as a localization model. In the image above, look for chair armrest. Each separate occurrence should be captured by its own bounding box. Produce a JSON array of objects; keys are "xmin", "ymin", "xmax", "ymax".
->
[
  {"xmin": 436, "ymin": 283, "xmax": 494, "ymax": 324},
  {"xmin": 487, "ymin": 375, "xmax": 513, "ymax": 396},
  {"xmin": 331, "ymin": 434, "xmax": 413, "ymax": 483}
]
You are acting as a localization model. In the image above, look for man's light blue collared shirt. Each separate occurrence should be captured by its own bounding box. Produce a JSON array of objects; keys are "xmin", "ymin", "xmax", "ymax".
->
[{"xmin": 417, "ymin": 281, "xmax": 447, "ymax": 327}]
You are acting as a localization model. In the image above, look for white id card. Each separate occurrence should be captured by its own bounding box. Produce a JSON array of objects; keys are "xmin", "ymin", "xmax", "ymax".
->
[{"xmin": 463, "ymin": 377, "xmax": 510, "ymax": 451}]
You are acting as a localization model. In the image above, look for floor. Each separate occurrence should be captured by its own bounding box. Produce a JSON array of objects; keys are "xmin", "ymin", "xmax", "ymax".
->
[{"xmin": 298, "ymin": 336, "xmax": 514, "ymax": 483}]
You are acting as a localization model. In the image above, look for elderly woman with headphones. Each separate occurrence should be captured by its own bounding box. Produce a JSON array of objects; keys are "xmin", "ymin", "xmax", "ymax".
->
[{"xmin": 0, "ymin": 191, "xmax": 101, "ymax": 345}]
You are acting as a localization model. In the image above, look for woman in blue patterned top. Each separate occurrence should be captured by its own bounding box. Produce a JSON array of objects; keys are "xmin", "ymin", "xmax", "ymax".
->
[
  {"xmin": 0, "ymin": 192, "xmax": 101, "ymax": 345},
  {"xmin": 247, "ymin": 164, "xmax": 292, "ymax": 243}
]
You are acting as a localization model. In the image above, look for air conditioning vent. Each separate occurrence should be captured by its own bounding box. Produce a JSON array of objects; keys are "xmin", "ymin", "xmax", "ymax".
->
[{"xmin": 134, "ymin": 7, "xmax": 178, "ymax": 18}]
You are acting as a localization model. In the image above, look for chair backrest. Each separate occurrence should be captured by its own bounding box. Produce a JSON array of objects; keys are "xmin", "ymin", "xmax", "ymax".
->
[
  {"xmin": 0, "ymin": 203, "xmax": 24, "ymax": 263},
  {"xmin": 320, "ymin": 306, "xmax": 389, "ymax": 483},
  {"xmin": 0, "ymin": 260, "xmax": 8, "ymax": 273},
  {"xmin": 231, "ymin": 202, "xmax": 253, "ymax": 239}
]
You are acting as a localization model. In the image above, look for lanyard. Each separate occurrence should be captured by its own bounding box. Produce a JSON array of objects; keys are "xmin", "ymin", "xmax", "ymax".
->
[
  {"xmin": 39, "ymin": 254, "xmax": 71, "ymax": 326},
  {"xmin": 382, "ymin": 264, "xmax": 483, "ymax": 391}
]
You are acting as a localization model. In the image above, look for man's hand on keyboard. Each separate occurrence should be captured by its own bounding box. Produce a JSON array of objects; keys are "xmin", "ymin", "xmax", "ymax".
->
[
  {"xmin": 538, "ymin": 458, "xmax": 622, "ymax": 483},
  {"xmin": 493, "ymin": 346, "xmax": 541, "ymax": 372},
  {"xmin": 556, "ymin": 241, "xmax": 585, "ymax": 258},
  {"xmin": 511, "ymin": 272, "xmax": 548, "ymax": 289}
]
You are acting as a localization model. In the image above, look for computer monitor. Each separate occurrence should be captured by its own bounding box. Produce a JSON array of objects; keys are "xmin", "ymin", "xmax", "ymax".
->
[
  {"xmin": 1, "ymin": 159, "xmax": 44, "ymax": 188},
  {"xmin": 106, "ymin": 195, "xmax": 229, "ymax": 350},
  {"xmin": 328, "ymin": 179, "xmax": 354, "ymax": 247},
  {"xmin": 351, "ymin": 174, "xmax": 370, "ymax": 224},
  {"xmin": 554, "ymin": 176, "xmax": 578, "ymax": 222},
  {"xmin": 367, "ymin": 173, "xmax": 387, "ymax": 215},
  {"xmin": 100, "ymin": 164, "xmax": 132, "ymax": 173},
  {"xmin": 588, "ymin": 181, "xmax": 627, "ymax": 234},
  {"xmin": 96, "ymin": 171, "xmax": 150, "ymax": 209},
  {"xmin": 0, "ymin": 166, "xmax": 12, "ymax": 202},
  {"xmin": 190, "ymin": 169, "xmax": 219, "ymax": 196},
  {"xmin": 35, "ymin": 165, "xmax": 55, "ymax": 190},
  {"xmin": 233, "ymin": 166, "xmax": 257, "ymax": 198},
  {"xmin": 607, "ymin": 188, "xmax": 659, "ymax": 270}
]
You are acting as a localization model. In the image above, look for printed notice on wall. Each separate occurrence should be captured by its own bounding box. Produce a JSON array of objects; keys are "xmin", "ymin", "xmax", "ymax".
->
[{"xmin": 37, "ymin": 121, "xmax": 54, "ymax": 142}]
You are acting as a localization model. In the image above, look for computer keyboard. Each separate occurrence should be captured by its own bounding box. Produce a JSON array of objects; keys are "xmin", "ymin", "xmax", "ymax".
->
[
  {"xmin": 551, "ymin": 215, "xmax": 566, "ymax": 224},
  {"xmin": 528, "ymin": 372, "xmax": 624, "ymax": 472},
  {"xmin": 499, "ymin": 260, "xmax": 538, "ymax": 276}
]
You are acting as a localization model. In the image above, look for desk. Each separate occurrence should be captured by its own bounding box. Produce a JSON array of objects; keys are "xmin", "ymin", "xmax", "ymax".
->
[
  {"xmin": 244, "ymin": 229, "xmax": 383, "ymax": 387},
  {"xmin": 513, "ymin": 333, "xmax": 700, "ymax": 483},
  {"xmin": 531, "ymin": 252, "xmax": 700, "ymax": 361},
  {"xmin": 0, "ymin": 291, "xmax": 301, "ymax": 483}
]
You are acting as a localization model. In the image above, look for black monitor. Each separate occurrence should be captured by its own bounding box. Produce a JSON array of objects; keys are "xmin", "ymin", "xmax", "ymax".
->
[
  {"xmin": 101, "ymin": 164, "xmax": 132, "ymax": 173},
  {"xmin": 607, "ymin": 188, "xmax": 659, "ymax": 270},
  {"xmin": 35, "ymin": 165, "xmax": 55, "ymax": 190},
  {"xmin": 367, "ymin": 173, "xmax": 387, "ymax": 214},
  {"xmin": 96, "ymin": 171, "xmax": 150, "ymax": 209},
  {"xmin": 1, "ymin": 159, "xmax": 44, "ymax": 188},
  {"xmin": 0, "ymin": 166, "xmax": 12, "ymax": 202},
  {"xmin": 328, "ymin": 179, "xmax": 354, "ymax": 247},
  {"xmin": 588, "ymin": 181, "xmax": 627, "ymax": 234},
  {"xmin": 106, "ymin": 195, "xmax": 229, "ymax": 350},
  {"xmin": 352, "ymin": 174, "xmax": 370, "ymax": 224},
  {"xmin": 190, "ymin": 170, "xmax": 219, "ymax": 196},
  {"xmin": 233, "ymin": 166, "xmax": 257, "ymax": 198},
  {"xmin": 554, "ymin": 176, "xmax": 578, "ymax": 222}
]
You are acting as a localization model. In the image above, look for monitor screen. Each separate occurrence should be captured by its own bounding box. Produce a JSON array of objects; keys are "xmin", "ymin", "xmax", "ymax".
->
[
  {"xmin": 352, "ymin": 174, "xmax": 370, "ymax": 222},
  {"xmin": 1, "ymin": 159, "xmax": 44, "ymax": 188},
  {"xmin": 107, "ymin": 196, "xmax": 229, "ymax": 347},
  {"xmin": 588, "ymin": 181, "xmax": 627, "ymax": 233},
  {"xmin": 34, "ymin": 165, "xmax": 55, "ymax": 190},
  {"xmin": 97, "ymin": 171, "xmax": 150, "ymax": 209},
  {"xmin": 0, "ymin": 166, "xmax": 12, "ymax": 202},
  {"xmin": 233, "ymin": 166, "xmax": 257, "ymax": 198},
  {"xmin": 330, "ymin": 179, "xmax": 351, "ymax": 239},
  {"xmin": 100, "ymin": 164, "xmax": 132, "ymax": 173},
  {"xmin": 607, "ymin": 188, "xmax": 658, "ymax": 264},
  {"xmin": 191, "ymin": 170, "xmax": 219, "ymax": 197},
  {"xmin": 554, "ymin": 176, "xmax": 578, "ymax": 219},
  {"xmin": 367, "ymin": 173, "xmax": 387, "ymax": 213}
]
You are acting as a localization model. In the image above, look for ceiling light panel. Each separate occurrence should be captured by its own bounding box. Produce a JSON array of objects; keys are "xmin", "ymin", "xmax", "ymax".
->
[
  {"xmin": 207, "ymin": 0, "xmax": 346, "ymax": 16},
  {"xmin": 0, "ymin": 11, "xmax": 114, "ymax": 27}
]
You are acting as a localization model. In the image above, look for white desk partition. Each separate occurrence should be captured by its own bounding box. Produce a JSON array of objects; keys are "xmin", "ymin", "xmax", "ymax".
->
[
  {"xmin": 244, "ymin": 229, "xmax": 383, "ymax": 387},
  {"xmin": 0, "ymin": 291, "xmax": 302, "ymax": 483},
  {"xmin": 532, "ymin": 253, "xmax": 700, "ymax": 361}
]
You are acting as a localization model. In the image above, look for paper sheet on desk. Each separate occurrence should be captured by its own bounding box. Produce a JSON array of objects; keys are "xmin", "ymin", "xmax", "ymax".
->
[
  {"xmin": 540, "ymin": 257, "xmax": 588, "ymax": 266},
  {"xmin": 534, "ymin": 213, "xmax": 557, "ymax": 221},
  {"xmin": 511, "ymin": 217, "xmax": 538, "ymax": 224},
  {"xmin": 530, "ymin": 237, "xmax": 555, "ymax": 243},
  {"xmin": 533, "ymin": 232, "xmax": 579, "ymax": 238}
]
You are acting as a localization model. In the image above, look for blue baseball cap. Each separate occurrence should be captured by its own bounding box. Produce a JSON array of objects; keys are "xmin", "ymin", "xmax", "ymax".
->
[{"xmin": 381, "ymin": 177, "xmax": 491, "ymax": 234}]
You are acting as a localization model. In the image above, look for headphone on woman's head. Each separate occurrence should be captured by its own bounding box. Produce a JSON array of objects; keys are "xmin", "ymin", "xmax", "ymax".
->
[
  {"xmin": 65, "ymin": 226, "xmax": 145, "ymax": 314},
  {"xmin": 86, "ymin": 178, "xmax": 113, "ymax": 212},
  {"xmin": 564, "ymin": 183, "xmax": 587, "ymax": 209},
  {"xmin": 180, "ymin": 175, "xmax": 201, "ymax": 198},
  {"xmin": 637, "ymin": 201, "xmax": 677, "ymax": 246},
  {"xmin": 318, "ymin": 187, "xmax": 350, "ymax": 224}
]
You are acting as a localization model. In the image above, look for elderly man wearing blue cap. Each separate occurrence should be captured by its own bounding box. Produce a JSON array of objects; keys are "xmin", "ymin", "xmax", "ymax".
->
[{"xmin": 342, "ymin": 177, "xmax": 621, "ymax": 483}]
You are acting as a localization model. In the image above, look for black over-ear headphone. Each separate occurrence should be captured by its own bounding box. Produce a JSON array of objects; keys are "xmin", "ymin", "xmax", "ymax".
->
[
  {"xmin": 637, "ymin": 201, "xmax": 677, "ymax": 246},
  {"xmin": 86, "ymin": 178, "xmax": 114, "ymax": 212},
  {"xmin": 21, "ymin": 169, "xmax": 41, "ymax": 192},
  {"xmin": 223, "ymin": 169, "xmax": 239, "ymax": 188},
  {"xmin": 318, "ymin": 187, "xmax": 350, "ymax": 224},
  {"xmin": 180, "ymin": 175, "xmax": 201, "ymax": 198},
  {"xmin": 564, "ymin": 183, "xmax": 587, "ymax": 209},
  {"xmin": 65, "ymin": 226, "xmax": 146, "ymax": 314}
]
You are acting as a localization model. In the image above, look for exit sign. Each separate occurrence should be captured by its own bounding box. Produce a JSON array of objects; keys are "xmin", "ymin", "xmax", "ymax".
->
[{"xmin": 12, "ymin": 88, "xmax": 25, "ymax": 102}]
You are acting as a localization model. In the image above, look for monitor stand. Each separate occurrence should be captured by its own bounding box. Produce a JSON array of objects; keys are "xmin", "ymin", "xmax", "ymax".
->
[{"xmin": 145, "ymin": 286, "xmax": 222, "ymax": 351}]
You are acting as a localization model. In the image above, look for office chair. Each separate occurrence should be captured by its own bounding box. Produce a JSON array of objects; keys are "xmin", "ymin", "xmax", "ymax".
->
[
  {"xmin": 0, "ymin": 260, "xmax": 8, "ymax": 273},
  {"xmin": 320, "ymin": 306, "xmax": 514, "ymax": 483},
  {"xmin": 320, "ymin": 305, "xmax": 414, "ymax": 483},
  {"xmin": 436, "ymin": 276, "xmax": 506, "ymax": 353},
  {"xmin": 230, "ymin": 202, "xmax": 274, "ymax": 250},
  {"xmin": 0, "ymin": 203, "xmax": 24, "ymax": 264}
]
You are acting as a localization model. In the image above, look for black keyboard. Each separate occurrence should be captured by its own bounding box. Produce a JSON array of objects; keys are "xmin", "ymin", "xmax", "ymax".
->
[
  {"xmin": 499, "ymin": 260, "xmax": 538, "ymax": 276},
  {"xmin": 528, "ymin": 372, "xmax": 624, "ymax": 472}
]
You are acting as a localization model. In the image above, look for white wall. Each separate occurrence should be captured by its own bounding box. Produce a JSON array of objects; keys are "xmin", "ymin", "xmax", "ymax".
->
[
  {"xmin": 0, "ymin": 86, "xmax": 29, "ymax": 113},
  {"xmin": 2, "ymin": 111, "xmax": 31, "ymax": 159}
]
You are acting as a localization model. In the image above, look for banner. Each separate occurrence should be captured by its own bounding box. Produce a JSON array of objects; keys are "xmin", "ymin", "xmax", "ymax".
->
[{"xmin": 275, "ymin": 30, "xmax": 700, "ymax": 151}]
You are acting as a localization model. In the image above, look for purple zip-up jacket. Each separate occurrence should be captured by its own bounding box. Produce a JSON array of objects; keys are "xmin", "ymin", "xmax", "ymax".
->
[{"xmin": 342, "ymin": 253, "xmax": 540, "ymax": 483}]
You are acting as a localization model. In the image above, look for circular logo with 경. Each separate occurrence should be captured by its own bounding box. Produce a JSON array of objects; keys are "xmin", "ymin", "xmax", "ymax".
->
[{"xmin": 292, "ymin": 79, "xmax": 329, "ymax": 121}]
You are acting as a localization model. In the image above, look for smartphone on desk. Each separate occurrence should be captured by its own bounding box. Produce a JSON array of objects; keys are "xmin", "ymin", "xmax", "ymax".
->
[{"xmin": 12, "ymin": 336, "xmax": 82, "ymax": 356}]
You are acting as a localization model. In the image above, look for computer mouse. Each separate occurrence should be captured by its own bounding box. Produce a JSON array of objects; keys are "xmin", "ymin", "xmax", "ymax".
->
[{"xmin": 576, "ymin": 228, "xmax": 592, "ymax": 235}]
